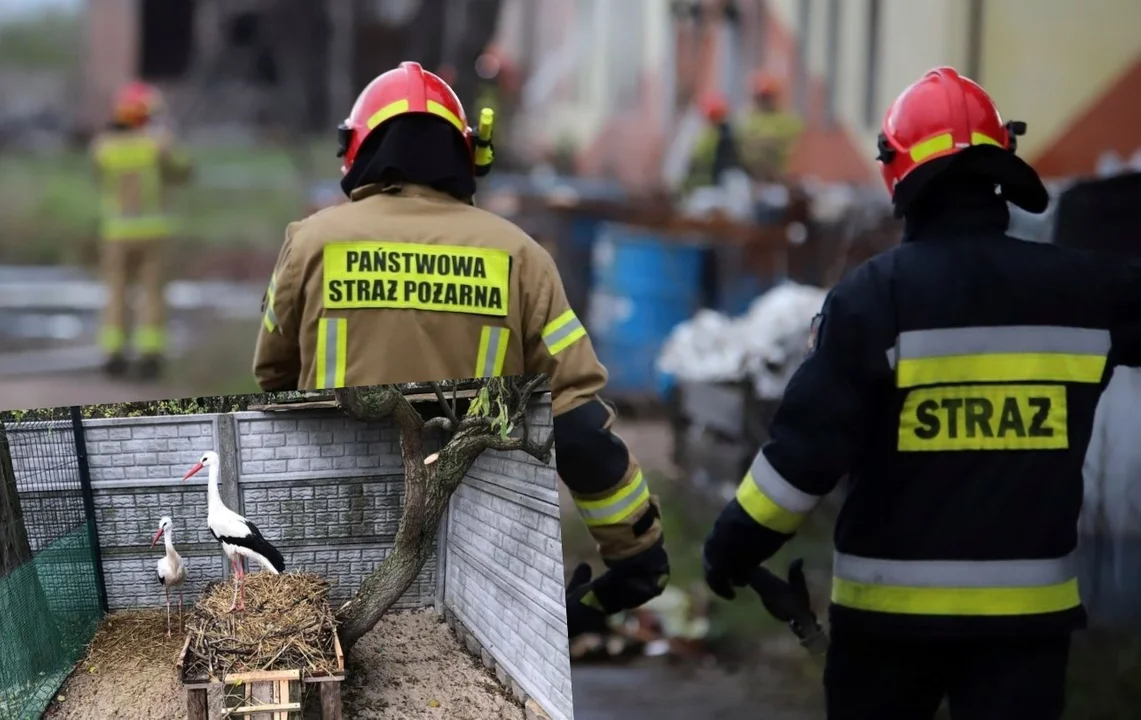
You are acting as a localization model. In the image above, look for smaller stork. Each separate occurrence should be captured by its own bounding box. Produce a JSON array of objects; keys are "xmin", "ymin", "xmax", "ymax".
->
[
  {"xmin": 151, "ymin": 516, "xmax": 187, "ymax": 637},
  {"xmin": 183, "ymin": 451, "xmax": 285, "ymax": 612}
]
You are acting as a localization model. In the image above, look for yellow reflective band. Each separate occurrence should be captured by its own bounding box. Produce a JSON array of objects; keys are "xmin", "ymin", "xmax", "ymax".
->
[
  {"xmin": 735, "ymin": 472, "xmax": 807, "ymax": 534},
  {"xmin": 542, "ymin": 309, "xmax": 587, "ymax": 355},
  {"xmin": 475, "ymin": 326, "xmax": 510, "ymax": 377},
  {"xmin": 315, "ymin": 317, "xmax": 348, "ymax": 390},
  {"xmin": 908, "ymin": 133, "xmax": 953, "ymax": 163},
  {"xmin": 734, "ymin": 451, "xmax": 819, "ymax": 534},
  {"xmin": 426, "ymin": 100, "xmax": 466, "ymax": 134},
  {"xmin": 831, "ymin": 577, "xmax": 1081, "ymax": 616},
  {"xmin": 263, "ymin": 305, "xmax": 278, "ymax": 333},
  {"xmin": 99, "ymin": 325, "xmax": 126, "ymax": 353},
  {"xmin": 896, "ymin": 353, "xmax": 1106, "ymax": 388},
  {"xmin": 899, "ymin": 384, "xmax": 1068, "ymax": 451},
  {"xmin": 575, "ymin": 471, "xmax": 650, "ymax": 527},
  {"xmin": 134, "ymin": 326, "xmax": 166, "ymax": 354},
  {"xmin": 323, "ymin": 242, "xmax": 511, "ymax": 317},
  {"xmin": 971, "ymin": 132, "xmax": 1001, "ymax": 147},
  {"xmin": 365, "ymin": 99, "xmax": 411, "ymax": 130},
  {"xmin": 101, "ymin": 216, "xmax": 174, "ymax": 241},
  {"xmin": 95, "ymin": 136, "xmax": 162, "ymax": 170}
]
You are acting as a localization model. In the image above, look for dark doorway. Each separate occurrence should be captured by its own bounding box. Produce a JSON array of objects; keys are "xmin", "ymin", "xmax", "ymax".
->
[{"xmin": 138, "ymin": 0, "xmax": 197, "ymax": 81}]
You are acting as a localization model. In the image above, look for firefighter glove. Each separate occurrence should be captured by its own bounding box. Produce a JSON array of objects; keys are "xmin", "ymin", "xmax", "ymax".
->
[{"xmin": 565, "ymin": 538, "xmax": 670, "ymax": 638}]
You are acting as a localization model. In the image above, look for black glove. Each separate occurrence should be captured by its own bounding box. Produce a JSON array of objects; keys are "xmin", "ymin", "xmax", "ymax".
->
[
  {"xmin": 565, "ymin": 539, "xmax": 670, "ymax": 639},
  {"xmin": 565, "ymin": 562, "xmax": 609, "ymax": 638},
  {"xmin": 703, "ymin": 500, "xmax": 787, "ymax": 600}
]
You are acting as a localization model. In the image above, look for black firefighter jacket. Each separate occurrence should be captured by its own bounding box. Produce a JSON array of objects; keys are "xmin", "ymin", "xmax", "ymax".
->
[{"xmin": 708, "ymin": 189, "xmax": 1141, "ymax": 637}]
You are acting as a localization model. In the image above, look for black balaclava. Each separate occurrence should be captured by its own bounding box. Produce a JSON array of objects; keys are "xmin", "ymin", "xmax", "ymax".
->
[
  {"xmin": 711, "ymin": 120, "xmax": 742, "ymax": 184},
  {"xmin": 341, "ymin": 114, "xmax": 476, "ymax": 203},
  {"xmin": 902, "ymin": 163, "xmax": 1011, "ymax": 239}
]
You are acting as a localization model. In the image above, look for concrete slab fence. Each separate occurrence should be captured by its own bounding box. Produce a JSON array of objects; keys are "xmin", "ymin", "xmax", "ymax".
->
[{"xmin": 8, "ymin": 392, "xmax": 573, "ymax": 720}]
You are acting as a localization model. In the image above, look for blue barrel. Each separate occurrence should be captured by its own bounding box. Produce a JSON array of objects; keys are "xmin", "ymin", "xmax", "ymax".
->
[{"xmin": 587, "ymin": 224, "xmax": 706, "ymax": 396}]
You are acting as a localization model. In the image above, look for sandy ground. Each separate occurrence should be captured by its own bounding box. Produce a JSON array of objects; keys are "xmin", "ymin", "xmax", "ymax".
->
[
  {"xmin": 42, "ymin": 608, "xmax": 521, "ymax": 720},
  {"xmin": 344, "ymin": 609, "xmax": 523, "ymax": 720}
]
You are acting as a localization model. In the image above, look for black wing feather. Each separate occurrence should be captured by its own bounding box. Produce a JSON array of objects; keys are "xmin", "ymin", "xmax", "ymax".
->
[{"xmin": 217, "ymin": 523, "xmax": 286, "ymax": 573}]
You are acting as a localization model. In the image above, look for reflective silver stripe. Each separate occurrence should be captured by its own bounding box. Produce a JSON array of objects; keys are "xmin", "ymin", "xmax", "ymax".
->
[
  {"xmin": 833, "ymin": 552, "xmax": 1077, "ymax": 588},
  {"xmin": 577, "ymin": 471, "xmax": 649, "ymax": 525},
  {"xmin": 897, "ymin": 326, "xmax": 1110, "ymax": 359},
  {"xmin": 543, "ymin": 315, "xmax": 585, "ymax": 353},
  {"xmin": 478, "ymin": 326, "xmax": 508, "ymax": 377},
  {"xmin": 745, "ymin": 451, "xmax": 820, "ymax": 514},
  {"xmin": 320, "ymin": 317, "xmax": 344, "ymax": 389}
]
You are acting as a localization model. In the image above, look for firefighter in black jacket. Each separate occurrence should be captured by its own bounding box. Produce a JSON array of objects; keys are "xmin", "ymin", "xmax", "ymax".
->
[{"xmin": 702, "ymin": 66, "xmax": 1141, "ymax": 720}]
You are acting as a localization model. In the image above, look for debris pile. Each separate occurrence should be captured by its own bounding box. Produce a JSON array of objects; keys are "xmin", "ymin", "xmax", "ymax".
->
[
  {"xmin": 657, "ymin": 281, "xmax": 828, "ymax": 399},
  {"xmin": 182, "ymin": 572, "xmax": 340, "ymax": 680},
  {"xmin": 569, "ymin": 585, "xmax": 712, "ymax": 663}
]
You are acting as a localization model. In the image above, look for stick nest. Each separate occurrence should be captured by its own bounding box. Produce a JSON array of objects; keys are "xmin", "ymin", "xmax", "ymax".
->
[{"xmin": 182, "ymin": 572, "xmax": 340, "ymax": 681}]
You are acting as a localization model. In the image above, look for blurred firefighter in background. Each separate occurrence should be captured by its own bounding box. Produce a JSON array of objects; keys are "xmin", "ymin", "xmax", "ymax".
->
[
  {"xmin": 683, "ymin": 93, "xmax": 744, "ymax": 192},
  {"xmin": 253, "ymin": 61, "xmax": 670, "ymax": 633},
  {"xmin": 738, "ymin": 72, "xmax": 802, "ymax": 184},
  {"xmin": 703, "ymin": 65, "xmax": 1141, "ymax": 720},
  {"xmin": 90, "ymin": 81, "xmax": 192, "ymax": 379}
]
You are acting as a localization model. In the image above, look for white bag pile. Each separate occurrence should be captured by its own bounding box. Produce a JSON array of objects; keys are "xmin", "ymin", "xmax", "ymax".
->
[{"xmin": 656, "ymin": 281, "xmax": 829, "ymax": 399}]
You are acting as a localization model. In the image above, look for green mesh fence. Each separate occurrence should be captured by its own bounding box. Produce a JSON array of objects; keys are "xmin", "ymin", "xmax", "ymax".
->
[
  {"xmin": 0, "ymin": 524, "xmax": 102, "ymax": 719},
  {"xmin": 0, "ymin": 419, "xmax": 104, "ymax": 720}
]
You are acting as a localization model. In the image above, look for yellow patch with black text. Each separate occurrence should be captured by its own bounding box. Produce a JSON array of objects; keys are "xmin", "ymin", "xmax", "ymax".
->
[
  {"xmin": 898, "ymin": 384, "xmax": 1067, "ymax": 451},
  {"xmin": 323, "ymin": 241, "xmax": 510, "ymax": 317}
]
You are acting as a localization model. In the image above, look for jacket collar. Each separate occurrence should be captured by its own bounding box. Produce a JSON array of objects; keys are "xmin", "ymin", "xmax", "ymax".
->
[{"xmin": 349, "ymin": 182, "xmax": 462, "ymax": 204}]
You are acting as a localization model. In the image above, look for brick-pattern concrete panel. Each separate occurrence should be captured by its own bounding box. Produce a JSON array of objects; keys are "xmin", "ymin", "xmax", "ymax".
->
[
  {"xmin": 83, "ymin": 416, "xmax": 214, "ymax": 485},
  {"xmin": 444, "ymin": 395, "xmax": 573, "ymax": 720},
  {"xmin": 235, "ymin": 414, "xmax": 402, "ymax": 479}
]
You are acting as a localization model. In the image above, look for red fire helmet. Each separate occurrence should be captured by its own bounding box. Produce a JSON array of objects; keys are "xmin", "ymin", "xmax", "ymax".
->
[
  {"xmin": 113, "ymin": 81, "xmax": 163, "ymax": 127},
  {"xmin": 700, "ymin": 93, "xmax": 729, "ymax": 123},
  {"xmin": 876, "ymin": 66, "xmax": 1047, "ymax": 214},
  {"xmin": 336, "ymin": 61, "xmax": 472, "ymax": 174}
]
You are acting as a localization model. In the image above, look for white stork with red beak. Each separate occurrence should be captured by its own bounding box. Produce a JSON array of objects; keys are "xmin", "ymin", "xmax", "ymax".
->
[
  {"xmin": 151, "ymin": 515, "xmax": 186, "ymax": 637},
  {"xmin": 181, "ymin": 451, "xmax": 285, "ymax": 612}
]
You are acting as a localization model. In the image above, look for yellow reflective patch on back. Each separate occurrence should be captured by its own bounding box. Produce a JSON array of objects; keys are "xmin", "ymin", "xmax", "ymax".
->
[
  {"xmin": 322, "ymin": 242, "xmax": 510, "ymax": 317},
  {"xmin": 896, "ymin": 352, "xmax": 1105, "ymax": 388},
  {"xmin": 898, "ymin": 384, "xmax": 1068, "ymax": 452}
]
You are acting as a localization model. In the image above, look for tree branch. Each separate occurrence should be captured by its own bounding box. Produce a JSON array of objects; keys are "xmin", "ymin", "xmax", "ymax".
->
[
  {"xmin": 430, "ymin": 382, "xmax": 459, "ymax": 429},
  {"xmin": 480, "ymin": 430, "xmax": 555, "ymax": 465}
]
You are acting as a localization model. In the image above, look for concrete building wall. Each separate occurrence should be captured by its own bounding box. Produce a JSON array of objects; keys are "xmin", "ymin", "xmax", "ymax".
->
[{"xmin": 442, "ymin": 393, "xmax": 573, "ymax": 720}]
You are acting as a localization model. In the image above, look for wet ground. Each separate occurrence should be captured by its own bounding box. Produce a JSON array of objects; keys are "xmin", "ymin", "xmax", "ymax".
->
[
  {"xmin": 566, "ymin": 420, "xmax": 828, "ymax": 720},
  {"xmin": 0, "ymin": 265, "xmax": 265, "ymax": 411}
]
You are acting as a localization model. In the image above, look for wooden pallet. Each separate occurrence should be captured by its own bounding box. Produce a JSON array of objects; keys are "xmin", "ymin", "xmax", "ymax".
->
[{"xmin": 177, "ymin": 633, "xmax": 346, "ymax": 720}]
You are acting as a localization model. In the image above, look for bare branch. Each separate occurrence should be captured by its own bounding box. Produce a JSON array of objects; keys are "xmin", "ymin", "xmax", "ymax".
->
[
  {"xmin": 423, "ymin": 416, "xmax": 453, "ymax": 435},
  {"xmin": 430, "ymin": 382, "xmax": 460, "ymax": 429},
  {"xmin": 481, "ymin": 429, "xmax": 555, "ymax": 465}
]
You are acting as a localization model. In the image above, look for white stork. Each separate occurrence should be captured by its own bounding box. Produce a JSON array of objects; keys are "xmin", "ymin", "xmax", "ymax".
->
[
  {"xmin": 181, "ymin": 451, "xmax": 285, "ymax": 612},
  {"xmin": 151, "ymin": 515, "xmax": 186, "ymax": 637}
]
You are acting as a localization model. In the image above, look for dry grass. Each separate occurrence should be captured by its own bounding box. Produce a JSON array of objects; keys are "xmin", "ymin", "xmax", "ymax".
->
[
  {"xmin": 78, "ymin": 609, "xmax": 186, "ymax": 675},
  {"xmin": 182, "ymin": 572, "xmax": 340, "ymax": 681}
]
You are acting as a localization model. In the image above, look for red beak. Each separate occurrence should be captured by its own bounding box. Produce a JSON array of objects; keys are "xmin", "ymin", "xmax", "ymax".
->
[
  {"xmin": 151, "ymin": 528, "xmax": 164, "ymax": 547},
  {"xmin": 182, "ymin": 462, "xmax": 204, "ymax": 481}
]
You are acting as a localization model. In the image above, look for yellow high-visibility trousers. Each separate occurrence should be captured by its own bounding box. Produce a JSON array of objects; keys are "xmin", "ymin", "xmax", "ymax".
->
[{"xmin": 98, "ymin": 238, "xmax": 167, "ymax": 356}]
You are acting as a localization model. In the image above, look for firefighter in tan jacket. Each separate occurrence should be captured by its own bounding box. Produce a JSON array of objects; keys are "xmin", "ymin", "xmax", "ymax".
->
[
  {"xmin": 91, "ymin": 81, "xmax": 192, "ymax": 379},
  {"xmin": 253, "ymin": 62, "xmax": 669, "ymax": 634}
]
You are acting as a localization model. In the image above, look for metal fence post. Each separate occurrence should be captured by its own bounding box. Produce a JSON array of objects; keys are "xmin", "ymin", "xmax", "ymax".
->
[{"xmin": 70, "ymin": 405, "xmax": 108, "ymax": 614}]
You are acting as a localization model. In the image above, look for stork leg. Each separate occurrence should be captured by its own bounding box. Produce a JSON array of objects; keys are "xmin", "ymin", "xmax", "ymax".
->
[
  {"xmin": 228, "ymin": 557, "xmax": 240, "ymax": 613},
  {"xmin": 236, "ymin": 559, "xmax": 246, "ymax": 611},
  {"xmin": 178, "ymin": 585, "xmax": 184, "ymax": 634},
  {"xmin": 165, "ymin": 586, "xmax": 171, "ymax": 638}
]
